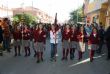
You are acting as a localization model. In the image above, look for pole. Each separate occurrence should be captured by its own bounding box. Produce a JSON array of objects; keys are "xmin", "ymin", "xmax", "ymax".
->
[
  {"xmin": 32, "ymin": 0, "xmax": 34, "ymax": 20},
  {"xmin": 77, "ymin": 10, "xmax": 78, "ymax": 24},
  {"xmin": 77, "ymin": 0, "xmax": 79, "ymax": 24},
  {"xmin": 1, "ymin": 4, "xmax": 3, "ymax": 18},
  {"xmin": 0, "ymin": 0, "xmax": 4, "ymax": 18},
  {"xmin": 6, "ymin": 0, "xmax": 8, "ymax": 17},
  {"xmin": 32, "ymin": 0, "xmax": 33, "ymax": 11},
  {"xmin": 21, "ymin": 0, "xmax": 24, "ymax": 52}
]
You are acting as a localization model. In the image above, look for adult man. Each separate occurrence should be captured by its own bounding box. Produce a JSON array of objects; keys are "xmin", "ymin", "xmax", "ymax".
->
[
  {"xmin": 105, "ymin": 26, "xmax": 110, "ymax": 60},
  {"xmin": 84, "ymin": 23, "xmax": 92, "ymax": 50},
  {"xmin": 0, "ymin": 24, "xmax": 3, "ymax": 56},
  {"xmin": 2, "ymin": 18, "xmax": 11, "ymax": 52},
  {"xmin": 97, "ymin": 24, "xmax": 105, "ymax": 54}
]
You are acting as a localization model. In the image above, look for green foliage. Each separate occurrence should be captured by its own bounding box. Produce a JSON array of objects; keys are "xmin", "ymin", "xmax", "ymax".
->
[
  {"xmin": 69, "ymin": 6, "xmax": 83, "ymax": 24},
  {"xmin": 13, "ymin": 13, "xmax": 37, "ymax": 26}
]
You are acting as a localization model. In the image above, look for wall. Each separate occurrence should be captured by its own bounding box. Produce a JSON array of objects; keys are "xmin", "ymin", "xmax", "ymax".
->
[
  {"xmin": 0, "ymin": 7, "xmax": 13, "ymax": 18},
  {"xmin": 105, "ymin": 4, "xmax": 110, "ymax": 28},
  {"xmin": 86, "ymin": 0, "xmax": 108, "ymax": 14}
]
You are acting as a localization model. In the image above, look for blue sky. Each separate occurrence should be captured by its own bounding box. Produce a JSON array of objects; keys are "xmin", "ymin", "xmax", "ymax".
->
[{"xmin": 0, "ymin": 0, "xmax": 84, "ymax": 22}]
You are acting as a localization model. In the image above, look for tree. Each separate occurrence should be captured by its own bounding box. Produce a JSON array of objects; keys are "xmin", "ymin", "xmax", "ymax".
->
[
  {"xmin": 13, "ymin": 13, "xmax": 37, "ymax": 26},
  {"xmin": 69, "ymin": 6, "xmax": 84, "ymax": 24}
]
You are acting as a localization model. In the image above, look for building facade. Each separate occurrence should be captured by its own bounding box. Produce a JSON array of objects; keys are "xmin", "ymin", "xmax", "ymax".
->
[
  {"xmin": 106, "ymin": 0, "xmax": 110, "ymax": 28},
  {"xmin": 12, "ymin": 7, "xmax": 54, "ymax": 23},
  {"xmin": 84, "ymin": 0, "xmax": 110, "ymax": 28},
  {"xmin": 0, "ymin": 6, "xmax": 53, "ymax": 23},
  {"xmin": 0, "ymin": 6, "xmax": 13, "ymax": 19}
]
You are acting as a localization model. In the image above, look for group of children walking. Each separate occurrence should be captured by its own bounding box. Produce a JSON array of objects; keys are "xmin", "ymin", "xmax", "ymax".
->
[
  {"xmin": 60, "ymin": 25, "xmax": 99, "ymax": 62},
  {"xmin": 12, "ymin": 23, "xmax": 46, "ymax": 63},
  {"xmin": 0, "ymin": 21, "xmax": 101, "ymax": 63}
]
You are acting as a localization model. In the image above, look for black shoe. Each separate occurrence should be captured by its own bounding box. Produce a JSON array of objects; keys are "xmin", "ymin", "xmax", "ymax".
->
[
  {"xmin": 0, "ymin": 52, "xmax": 3, "ymax": 56},
  {"xmin": 65, "ymin": 57, "xmax": 68, "ymax": 61},
  {"xmin": 90, "ymin": 58, "xmax": 94, "ymax": 62},
  {"xmin": 3, "ymin": 48, "xmax": 5, "ymax": 51},
  {"xmin": 106, "ymin": 57, "xmax": 110, "ymax": 61},
  {"xmin": 36, "ymin": 60, "xmax": 40, "ymax": 63},
  {"xmin": 18, "ymin": 53, "xmax": 21, "ymax": 56},
  {"xmin": 53, "ymin": 57, "xmax": 56, "ymax": 62},
  {"xmin": 78, "ymin": 58, "xmax": 82, "ymax": 61},
  {"xmin": 96, "ymin": 50, "xmax": 101, "ymax": 54},
  {"xmin": 50, "ymin": 58, "xmax": 54, "ymax": 61},
  {"xmin": 7, "ymin": 49, "xmax": 11, "ymax": 53},
  {"xmin": 41, "ymin": 58, "xmax": 44, "ymax": 62},
  {"xmin": 14, "ymin": 54, "xmax": 17, "ymax": 57},
  {"xmin": 24, "ymin": 54, "xmax": 27, "ymax": 57},
  {"xmin": 70, "ymin": 57, "xmax": 73, "ymax": 60},
  {"xmin": 61, "ymin": 57, "xmax": 65, "ymax": 61},
  {"xmin": 34, "ymin": 53, "xmax": 37, "ymax": 57},
  {"xmin": 70, "ymin": 55, "xmax": 74, "ymax": 60},
  {"xmin": 54, "ymin": 59, "xmax": 56, "ymax": 62},
  {"xmin": 27, "ymin": 53, "xmax": 31, "ymax": 56}
]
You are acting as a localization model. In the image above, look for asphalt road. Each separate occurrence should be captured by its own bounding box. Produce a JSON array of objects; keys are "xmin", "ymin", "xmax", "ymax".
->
[{"xmin": 0, "ymin": 39, "xmax": 110, "ymax": 74}]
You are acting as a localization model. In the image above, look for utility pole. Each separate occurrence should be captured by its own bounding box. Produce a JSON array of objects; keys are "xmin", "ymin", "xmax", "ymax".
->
[
  {"xmin": 6, "ymin": 0, "xmax": 8, "ymax": 17},
  {"xmin": 32, "ymin": 0, "xmax": 33, "ymax": 12},
  {"xmin": 77, "ymin": 0, "xmax": 79, "ymax": 24},
  {"xmin": 77, "ymin": 9, "xmax": 79, "ymax": 24}
]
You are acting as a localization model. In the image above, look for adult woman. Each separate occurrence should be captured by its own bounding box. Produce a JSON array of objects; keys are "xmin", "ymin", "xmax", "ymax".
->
[
  {"xmin": 2, "ymin": 19, "xmax": 11, "ymax": 52},
  {"xmin": 0, "ymin": 23, "xmax": 3, "ymax": 56}
]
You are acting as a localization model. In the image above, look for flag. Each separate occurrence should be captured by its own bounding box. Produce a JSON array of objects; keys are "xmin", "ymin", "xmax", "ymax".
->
[
  {"xmin": 54, "ymin": 13, "xmax": 59, "ymax": 32},
  {"xmin": 54, "ymin": 13, "xmax": 57, "ymax": 25}
]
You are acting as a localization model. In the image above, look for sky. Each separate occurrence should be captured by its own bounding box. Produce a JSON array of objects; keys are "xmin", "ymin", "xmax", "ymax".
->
[{"xmin": 0, "ymin": 0, "xmax": 84, "ymax": 22}]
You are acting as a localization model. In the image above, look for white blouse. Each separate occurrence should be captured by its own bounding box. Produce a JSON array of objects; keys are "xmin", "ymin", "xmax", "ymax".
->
[{"xmin": 50, "ymin": 30, "xmax": 60, "ymax": 44}]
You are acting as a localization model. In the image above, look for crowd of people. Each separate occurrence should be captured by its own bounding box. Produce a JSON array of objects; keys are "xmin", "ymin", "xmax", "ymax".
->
[{"xmin": 0, "ymin": 18, "xmax": 110, "ymax": 63}]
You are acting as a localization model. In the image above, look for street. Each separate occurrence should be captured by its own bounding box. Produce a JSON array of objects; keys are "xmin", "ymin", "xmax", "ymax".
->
[{"xmin": 0, "ymin": 39, "xmax": 110, "ymax": 74}]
